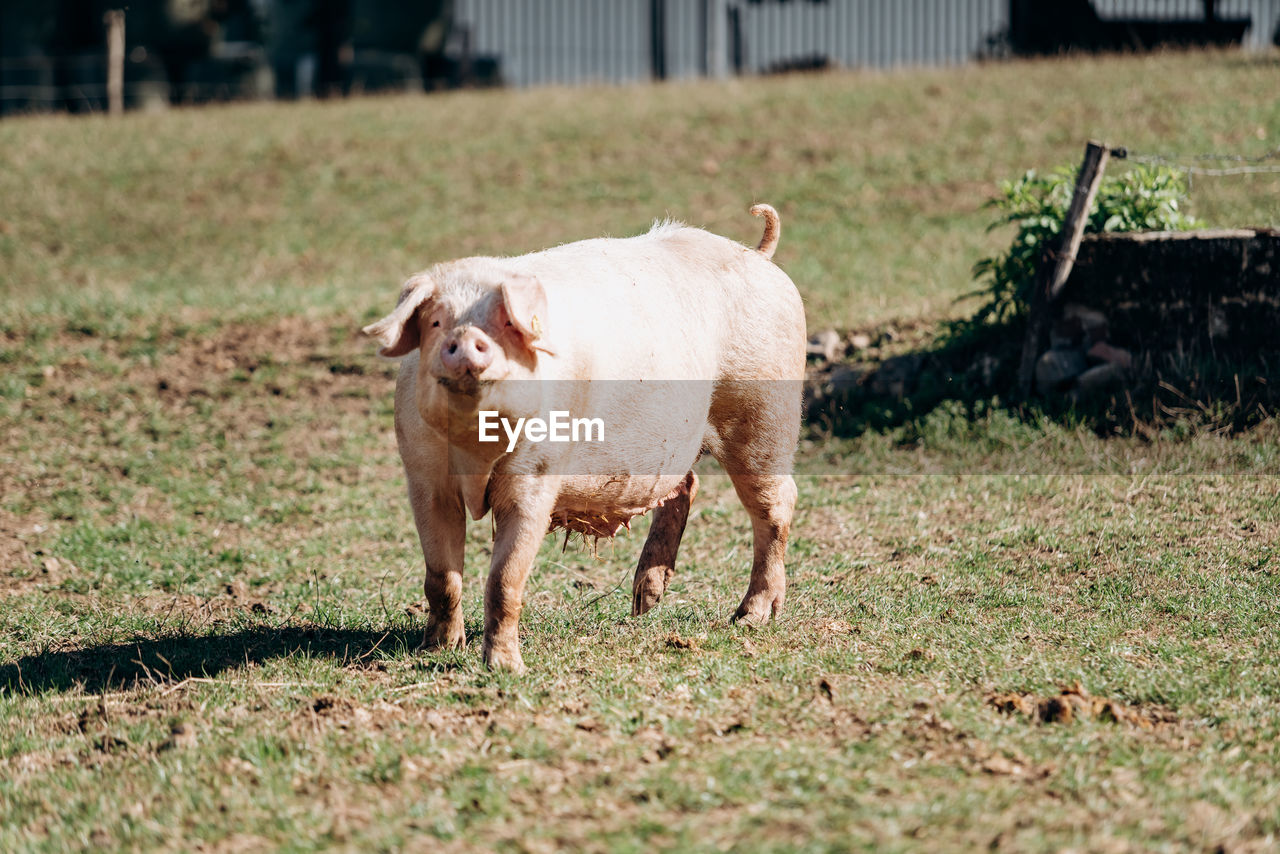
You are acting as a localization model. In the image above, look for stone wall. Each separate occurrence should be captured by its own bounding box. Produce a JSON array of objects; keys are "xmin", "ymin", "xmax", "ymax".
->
[
  {"xmin": 1034, "ymin": 228, "xmax": 1280, "ymax": 397},
  {"xmin": 1064, "ymin": 229, "xmax": 1280, "ymax": 356}
]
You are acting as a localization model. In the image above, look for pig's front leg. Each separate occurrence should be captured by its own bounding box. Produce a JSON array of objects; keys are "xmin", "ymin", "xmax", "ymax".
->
[
  {"xmin": 483, "ymin": 482, "xmax": 559, "ymax": 672},
  {"xmin": 407, "ymin": 476, "xmax": 467, "ymax": 650},
  {"xmin": 632, "ymin": 470, "xmax": 699, "ymax": 616}
]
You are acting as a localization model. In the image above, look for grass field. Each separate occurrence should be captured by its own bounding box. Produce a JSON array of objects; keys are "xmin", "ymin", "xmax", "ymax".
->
[{"xmin": 3, "ymin": 50, "xmax": 1280, "ymax": 851}]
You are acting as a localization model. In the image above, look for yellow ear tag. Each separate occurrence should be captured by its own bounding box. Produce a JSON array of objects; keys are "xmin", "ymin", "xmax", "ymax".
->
[{"xmin": 531, "ymin": 314, "xmax": 543, "ymax": 339}]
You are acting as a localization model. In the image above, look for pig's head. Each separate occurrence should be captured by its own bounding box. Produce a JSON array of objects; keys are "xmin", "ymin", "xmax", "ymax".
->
[{"xmin": 363, "ymin": 264, "xmax": 552, "ymax": 423}]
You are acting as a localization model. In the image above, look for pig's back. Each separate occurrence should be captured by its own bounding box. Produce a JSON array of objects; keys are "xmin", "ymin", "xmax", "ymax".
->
[{"xmin": 511, "ymin": 223, "xmax": 805, "ymax": 383}]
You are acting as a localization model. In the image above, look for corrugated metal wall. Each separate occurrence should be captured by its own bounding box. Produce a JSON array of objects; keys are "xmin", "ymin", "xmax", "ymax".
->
[
  {"xmin": 1093, "ymin": 0, "xmax": 1278, "ymax": 49},
  {"xmin": 457, "ymin": 0, "xmax": 651, "ymax": 86},
  {"xmin": 455, "ymin": 0, "xmax": 1280, "ymax": 88},
  {"xmin": 735, "ymin": 0, "xmax": 1008, "ymax": 72}
]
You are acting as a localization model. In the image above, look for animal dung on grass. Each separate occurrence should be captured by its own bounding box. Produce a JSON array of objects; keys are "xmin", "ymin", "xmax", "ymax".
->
[
  {"xmin": 987, "ymin": 682, "xmax": 1176, "ymax": 729},
  {"xmin": 663, "ymin": 633, "xmax": 700, "ymax": 651},
  {"xmin": 363, "ymin": 204, "xmax": 806, "ymax": 672}
]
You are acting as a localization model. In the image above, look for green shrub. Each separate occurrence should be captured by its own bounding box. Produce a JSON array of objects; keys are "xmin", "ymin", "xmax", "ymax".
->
[{"xmin": 967, "ymin": 164, "xmax": 1195, "ymax": 328}]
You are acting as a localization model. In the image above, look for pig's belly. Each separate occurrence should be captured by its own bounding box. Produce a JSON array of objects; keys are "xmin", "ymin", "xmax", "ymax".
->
[{"xmin": 550, "ymin": 473, "xmax": 690, "ymax": 538}]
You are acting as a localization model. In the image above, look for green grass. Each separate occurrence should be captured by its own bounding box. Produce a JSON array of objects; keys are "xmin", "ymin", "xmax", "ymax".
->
[
  {"xmin": 3, "ymin": 50, "xmax": 1278, "ymax": 328},
  {"xmin": 2, "ymin": 50, "xmax": 1280, "ymax": 851}
]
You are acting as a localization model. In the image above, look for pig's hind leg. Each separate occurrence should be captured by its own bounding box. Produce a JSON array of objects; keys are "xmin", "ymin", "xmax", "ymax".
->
[
  {"xmin": 725, "ymin": 471, "xmax": 797, "ymax": 626},
  {"xmin": 631, "ymin": 470, "xmax": 699, "ymax": 616},
  {"xmin": 711, "ymin": 389, "xmax": 800, "ymax": 627}
]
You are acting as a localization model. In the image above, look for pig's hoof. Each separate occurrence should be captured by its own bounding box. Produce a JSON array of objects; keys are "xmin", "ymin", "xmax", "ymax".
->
[
  {"xmin": 423, "ymin": 618, "xmax": 465, "ymax": 651},
  {"xmin": 482, "ymin": 642, "xmax": 527, "ymax": 674},
  {"xmin": 631, "ymin": 593, "xmax": 659, "ymax": 617},
  {"xmin": 631, "ymin": 579, "xmax": 665, "ymax": 617},
  {"xmin": 631, "ymin": 566, "xmax": 673, "ymax": 617},
  {"xmin": 731, "ymin": 593, "xmax": 783, "ymax": 628},
  {"xmin": 730, "ymin": 608, "xmax": 772, "ymax": 628}
]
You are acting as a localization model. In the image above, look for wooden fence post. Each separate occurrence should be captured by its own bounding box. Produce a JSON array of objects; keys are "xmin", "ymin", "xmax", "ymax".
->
[
  {"xmin": 1015, "ymin": 140, "xmax": 1113, "ymax": 398},
  {"xmin": 104, "ymin": 10, "xmax": 125, "ymax": 116}
]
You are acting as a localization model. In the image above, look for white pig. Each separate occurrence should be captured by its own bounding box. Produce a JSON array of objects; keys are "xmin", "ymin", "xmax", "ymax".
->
[{"xmin": 363, "ymin": 204, "xmax": 805, "ymax": 671}]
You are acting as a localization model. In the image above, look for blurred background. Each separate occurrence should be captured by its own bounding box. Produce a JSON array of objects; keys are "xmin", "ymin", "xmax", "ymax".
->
[{"xmin": 1, "ymin": 0, "xmax": 1278, "ymax": 116}]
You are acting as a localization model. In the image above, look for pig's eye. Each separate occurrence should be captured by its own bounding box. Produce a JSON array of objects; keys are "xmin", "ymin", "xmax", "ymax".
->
[{"xmin": 432, "ymin": 320, "xmax": 440, "ymax": 328}]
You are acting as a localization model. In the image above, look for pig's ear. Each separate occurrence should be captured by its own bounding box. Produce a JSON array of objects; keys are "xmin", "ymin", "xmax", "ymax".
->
[
  {"xmin": 501, "ymin": 274, "xmax": 553, "ymax": 355},
  {"xmin": 362, "ymin": 275, "xmax": 436, "ymax": 358}
]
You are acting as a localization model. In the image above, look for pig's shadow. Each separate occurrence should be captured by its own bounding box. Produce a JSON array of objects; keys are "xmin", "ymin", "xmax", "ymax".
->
[
  {"xmin": 806, "ymin": 323, "xmax": 1021, "ymax": 438},
  {"xmin": 0, "ymin": 624, "xmax": 452, "ymax": 696}
]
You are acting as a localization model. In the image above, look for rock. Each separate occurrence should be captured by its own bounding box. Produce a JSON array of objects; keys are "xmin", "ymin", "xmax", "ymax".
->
[
  {"xmin": 1034, "ymin": 349, "xmax": 1087, "ymax": 392},
  {"xmin": 1049, "ymin": 315, "xmax": 1084, "ymax": 351},
  {"xmin": 849, "ymin": 333, "xmax": 872, "ymax": 351},
  {"xmin": 1085, "ymin": 342, "xmax": 1133, "ymax": 372},
  {"xmin": 1061, "ymin": 303, "xmax": 1109, "ymax": 345},
  {"xmin": 806, "ymin": 329, "xmax": 842, "ymax": 362},
  {"xmin": 1071, "ymin": 363, "xmax": 1122, "ymax": 398}
]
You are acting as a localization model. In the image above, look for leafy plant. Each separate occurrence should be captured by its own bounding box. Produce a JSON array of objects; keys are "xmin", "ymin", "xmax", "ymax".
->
[{"xmin": 967, "ymin": 164, "xmax": 1195, "ymax": 328}]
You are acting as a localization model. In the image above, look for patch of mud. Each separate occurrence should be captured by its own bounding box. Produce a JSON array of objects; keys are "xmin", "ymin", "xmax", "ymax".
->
[{"xmin": 988, "ymin": 682, "xmax": 1177, "ymax": 729}]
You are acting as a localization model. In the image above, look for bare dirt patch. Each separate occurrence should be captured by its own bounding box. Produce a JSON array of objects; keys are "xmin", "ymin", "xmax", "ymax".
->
[
  {"xmin": 146, "ymin": 316, "xmax": 390, "ymax": 410},
  {"xmin": 132, "ymin": 583, "xmax": 288, "ymax": 631},
  {"xmin": 5, "ymin": 315, "xmax": 405, "ymax": 535},
  {"xmin": 303, "ymin": 694, "xmax": 409, "ymax": 732},
  {"xmin": 0, "ymin": 509, "xmax": 42, "ymax": 587},
  {"xmin": 15, "ymin": 315, "xmax": 395, "ymax": 434},
  {"xmin": 0, "ymin": 510, "xmax": 87, "ymax": 596}
]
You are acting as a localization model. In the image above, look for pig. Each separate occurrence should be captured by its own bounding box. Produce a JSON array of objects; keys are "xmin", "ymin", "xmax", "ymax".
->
[{"xmin": 363, "ymin": 204, "xmax": 806, "ymax": 672}]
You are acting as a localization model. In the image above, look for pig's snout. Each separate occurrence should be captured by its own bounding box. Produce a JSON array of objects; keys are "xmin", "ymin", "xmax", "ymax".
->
[{"xmin": 440, "ymin": 327, "xmax": 494, "ymax": 377}]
